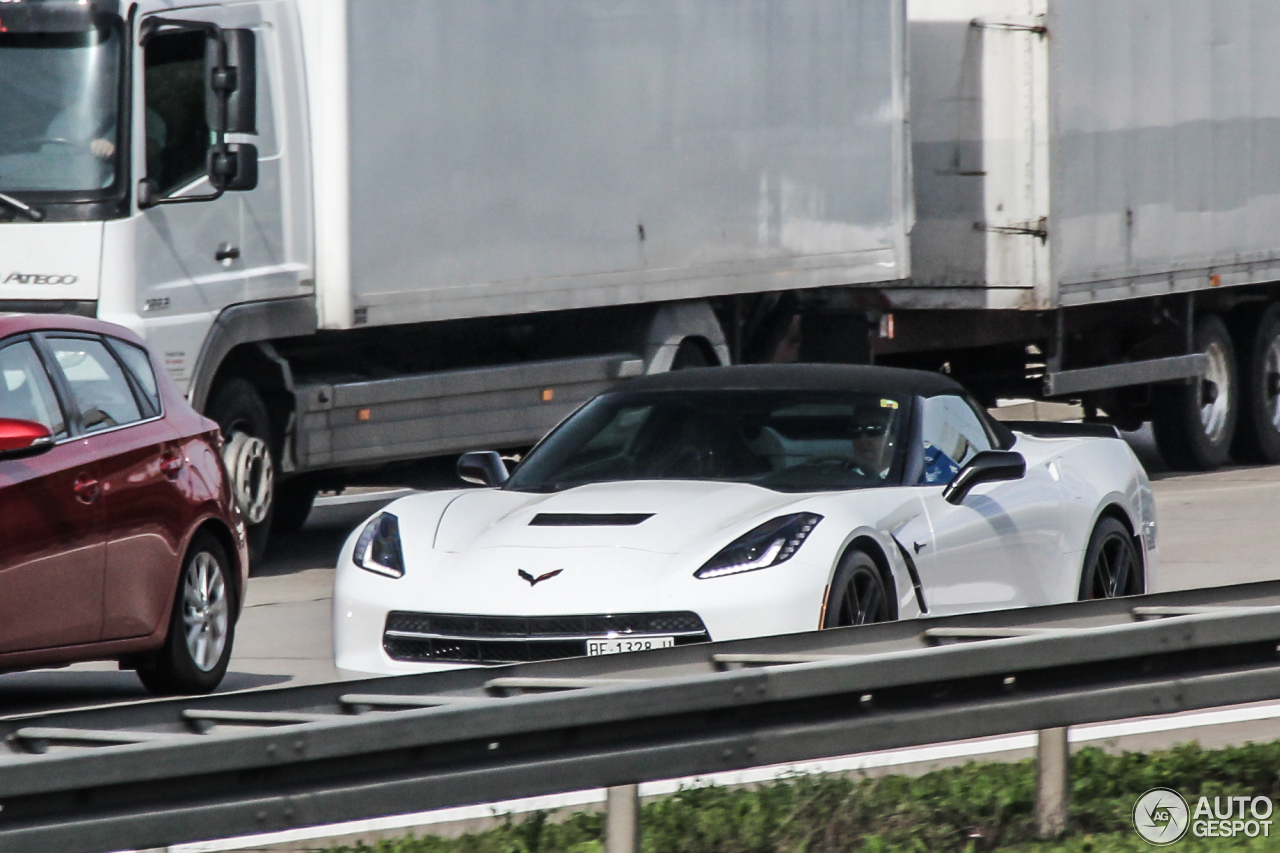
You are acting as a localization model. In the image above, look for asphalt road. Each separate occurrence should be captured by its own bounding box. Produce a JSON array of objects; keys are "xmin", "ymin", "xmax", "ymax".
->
[{"xmin": 2, "ymin": 429, "xmax": 1279, "ymax": 716}]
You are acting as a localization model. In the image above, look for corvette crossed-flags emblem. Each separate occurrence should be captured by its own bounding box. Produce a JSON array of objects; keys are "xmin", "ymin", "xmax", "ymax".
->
[{"xmin": 518, "ymin": 569, "xmax": 563, "ymax": 586}]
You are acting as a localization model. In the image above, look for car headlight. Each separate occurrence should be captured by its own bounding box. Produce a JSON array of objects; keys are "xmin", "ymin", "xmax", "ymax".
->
[
  {"xmin": 353, "ymin": 513, "xmax": 406, "ymax": 578},
  {"xmin": 695, "ymin": 513, "xmax": 823, "ymax": 579}
]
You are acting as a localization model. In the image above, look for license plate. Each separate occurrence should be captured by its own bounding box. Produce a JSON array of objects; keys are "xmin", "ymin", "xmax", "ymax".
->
[{"xmin": 586, "ymin": 636, "xmax": 676, "ymax": 656}]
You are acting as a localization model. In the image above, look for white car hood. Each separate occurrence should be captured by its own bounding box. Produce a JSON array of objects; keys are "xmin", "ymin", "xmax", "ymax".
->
[{"xmin": 432, "ymin": 480, "xmax": 807, "ymax": 555}]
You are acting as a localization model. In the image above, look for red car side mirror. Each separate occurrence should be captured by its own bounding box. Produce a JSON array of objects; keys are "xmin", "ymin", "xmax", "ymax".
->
[{"xmin": 0, "ymin": 418, "xmax": 55, "ymax": 460}]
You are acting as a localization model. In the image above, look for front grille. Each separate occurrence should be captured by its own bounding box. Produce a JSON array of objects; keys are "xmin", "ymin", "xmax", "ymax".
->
[{"xmin": 383, "ymin": 610, "xmax": 710, "ymax": 664}]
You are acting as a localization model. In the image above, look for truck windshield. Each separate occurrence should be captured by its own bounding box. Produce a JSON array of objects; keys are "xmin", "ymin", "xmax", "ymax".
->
[
  {"xmin": 0, "ymin": 24, "xmax": 123, "ymax": 195},
  {"xmin": 507, "ymin": 390, "xmax": 909, "ymax": 493}
]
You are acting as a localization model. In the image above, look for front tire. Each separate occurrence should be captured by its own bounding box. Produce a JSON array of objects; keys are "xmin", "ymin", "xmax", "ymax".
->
[
  {"xmin": 137, "ymin": 533, "xmax": 236, "ymax": 695},
  {"xmin": 272, "ymin": 477, "xmax": 318, "ymax": 534},
  {"xmin": 1232, "ymin": 304, "xmax": 1280, "ymax": 463},
  {"xmin": 823, "ymin": 549, "xmax": 895, "ymax": 627},
  {"xmin": 207, "ymin": 378, "xmax": 276, "ymax": 564},
  {"xmin": 1152, "ymin": 314, "xmax": 1238, "ymax": 470},
  {"xmin": 1077, "ymin": 516, "xmax": 1144, "ymax": 601}
]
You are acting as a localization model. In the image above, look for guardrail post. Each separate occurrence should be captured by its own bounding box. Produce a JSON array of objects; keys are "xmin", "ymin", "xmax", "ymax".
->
[
  {"xmin": 605, "ymin": 784, "xmax": 641, "ymax": 853},
  {"xmin": 1036, "ymin": 727, "xmax": 1069, "ymax": 837}
]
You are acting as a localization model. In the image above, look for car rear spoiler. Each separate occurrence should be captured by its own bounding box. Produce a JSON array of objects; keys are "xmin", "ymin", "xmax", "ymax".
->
[{"xmin": 1004, "ymin": 421, "xmax": 1121, "ymax": 440}]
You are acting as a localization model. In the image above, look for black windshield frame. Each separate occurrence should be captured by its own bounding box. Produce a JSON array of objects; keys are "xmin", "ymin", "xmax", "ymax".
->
[
  {"xmin": 506, "ymin": 389, "xmax": 916, "ymax": 494},
  {"xmin": 0, "ymin": 7, "xmax": 130, "ymax": 220}
]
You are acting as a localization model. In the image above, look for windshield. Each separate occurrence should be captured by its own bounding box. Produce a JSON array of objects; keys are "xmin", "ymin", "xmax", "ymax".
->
[
  {"xmin": 507, "ymin": 390, "xmax": 910, "ymax": 493},
  {"xmin": 0, "ymin": 23, "xmax": 124, "ymax": 194}
]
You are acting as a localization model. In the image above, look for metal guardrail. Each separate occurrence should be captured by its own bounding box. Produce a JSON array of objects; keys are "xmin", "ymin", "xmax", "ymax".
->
[{"xmin": 4, "ymin": 581, "xmax": 1280, "ymax": 853}]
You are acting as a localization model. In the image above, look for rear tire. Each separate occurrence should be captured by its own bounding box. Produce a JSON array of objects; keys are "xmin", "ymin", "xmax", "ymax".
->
[
  {"xmin": 207, "ymin": 378, "xmax": 276, "ymax": 565},
  {"xmin": 1232, "ymin": 304, "xmax": 1280, "ymax": 463},
  {"xmin": 670, "ymin": 338, "xmax": 715, "ymax": 370},
  {"xmin": 823, "ymin": 549, "xmax": 895, "ymax": 627},
  {"xmin": 1077, "ymin": 516, "xmax": 1144, "ymax": 601},
  {"xmin": 137, "ymin": 533, "xmax": 235, "ymax": 695},
  {"xmin": 1152, "ymin": 314, "xmax": 1237, "ymax": 470}
]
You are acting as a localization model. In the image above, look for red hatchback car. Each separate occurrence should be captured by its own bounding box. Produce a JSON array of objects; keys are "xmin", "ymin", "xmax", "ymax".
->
[{"xmin": 0, "ymin": 314, "xmax": 247, "ymax": 694}]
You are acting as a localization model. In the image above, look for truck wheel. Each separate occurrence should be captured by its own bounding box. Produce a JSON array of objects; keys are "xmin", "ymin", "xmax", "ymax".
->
[
  {"xmin": 1152, "ymin": 314, "xmax": 1237, "ymax": 470},
  {"xmin": 207, "ymin": 378, "xmax": 276, "ymax": 564},
  {"xmin": 136, "ymin": 533, "xmax": 235, "ymax": 695},
  {"xmin": 670, "ymin": 338, "xmax": 714, "ymax": 369},
  {"xmin": 1232, "ymin": 304, "xmax": 1280, "ymax": 463},
  {"xmin": 273, "ymin": 477, "xmax": 318, "ymax": 534}
]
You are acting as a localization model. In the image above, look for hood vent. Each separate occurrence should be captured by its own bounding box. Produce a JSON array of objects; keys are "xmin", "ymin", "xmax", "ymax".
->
[{"xmin": 529, "ymin": 513, "xmax": 654, "ymax": 527}]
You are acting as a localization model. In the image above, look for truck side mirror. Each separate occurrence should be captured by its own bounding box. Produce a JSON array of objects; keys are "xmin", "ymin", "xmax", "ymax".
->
[
  {"xmin": 223, "ymin": 29, "xmax": 257, "ymax": 134},
  {"xmin": 209, "ymin": 143, "xmax": 258, "ymax": 191},
  {"xmin": 205, "ymin": 28, "xmax": 256, "ymax": 134}
]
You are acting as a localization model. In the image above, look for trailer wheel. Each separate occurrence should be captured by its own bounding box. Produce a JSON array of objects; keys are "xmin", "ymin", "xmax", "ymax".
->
[
  {"xmin": 670, "ymin": 337, "xmax": 715, "ymax": 369},
  {"xmin": 1152, "ymin": 314, "xmax": 1237, "ymax": 470},
  {"xmin": 1232, "ymin": 304, "xmax": 1280, "ymax": 463},
  {"xmin": 207, "ymin": 378, "xmax": 277, "ymax": 565}
]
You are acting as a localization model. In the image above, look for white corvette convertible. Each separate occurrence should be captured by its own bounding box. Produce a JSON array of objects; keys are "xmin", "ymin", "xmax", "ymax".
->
[{"xmin": 333, "ymin": 365, "xmax": 1156, "ymax": 676}]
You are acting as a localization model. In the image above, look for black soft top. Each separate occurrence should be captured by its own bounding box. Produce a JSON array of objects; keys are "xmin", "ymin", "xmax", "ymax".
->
[{"xmin": 620, "ymin": 364, "xmax": 965, "ymax": 398}]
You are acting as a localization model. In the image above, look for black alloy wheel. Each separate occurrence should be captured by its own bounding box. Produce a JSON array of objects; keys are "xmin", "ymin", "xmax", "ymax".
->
[
  {"xmin": 824, "ymin": 549, "xmax": 894, "ymax": 627},
  {"xmin": 1078, "ymin": 516, "xmax": 1144, "ymax": 601}
]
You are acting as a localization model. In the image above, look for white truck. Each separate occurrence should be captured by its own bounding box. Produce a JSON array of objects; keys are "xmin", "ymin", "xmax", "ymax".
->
[
  {"xmin": 6, "ymin": 0, "xmax": 1280, "ymax": 561},
  {"xmin": 0, "ymin": 0, "xmax": 912, "ymax": 556}
]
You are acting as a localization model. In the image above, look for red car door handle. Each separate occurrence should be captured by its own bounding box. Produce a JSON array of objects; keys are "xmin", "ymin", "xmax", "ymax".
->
[
  {"xmin": 160, "ymin": 453, "xmax": 185, "ymax": 479},
  {"xmin": 73, "ymin": 473, "xmax": 100, "ymax": 503}
]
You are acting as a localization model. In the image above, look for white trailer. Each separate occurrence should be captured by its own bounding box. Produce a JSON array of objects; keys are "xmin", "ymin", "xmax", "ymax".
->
[
  {"xmin": 879, "ymin": 0, "xmax": 1280, "ymax": 471},
  {"xmin": 0, "ymin": 0, "xmax": 910, "ymax": 556}
]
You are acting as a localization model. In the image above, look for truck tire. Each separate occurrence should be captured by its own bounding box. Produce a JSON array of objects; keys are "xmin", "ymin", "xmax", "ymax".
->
[
  {"xmin": 207, "ymin": 378, "xmax": 276, "ymax": 565},
  {"xmin": 1152, "ymin": 314, "xmax": 1237, "ymax": 470},
  {"xmin": 273, "ymin": 477, "xmax": 318, "ymax": 534},
  {"xmin": 1232, "ymin": 304, "xmax": 1280, "ymax": 463},
  {"xmin": 670, "ymin": 337, "xmax": 714, "ymax": 369}
]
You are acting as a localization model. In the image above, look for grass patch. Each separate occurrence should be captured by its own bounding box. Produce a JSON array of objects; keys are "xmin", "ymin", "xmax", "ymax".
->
[{"xmin": 321, "ymin": 742, "xmax": 1280, "ymax": 853}]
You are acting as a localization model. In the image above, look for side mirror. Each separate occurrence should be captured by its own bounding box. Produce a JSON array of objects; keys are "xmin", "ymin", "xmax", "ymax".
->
[
  {"xmin": 205, "ymin": 28, "xmax": 256, "ymax": 134},
  {"xmin": 209, "ymin": 143, "xmax": 258, "ymax": 191},
  {"xmin": 0, "ymin": 419, "xmax": 54, "ymax": 460},
  {"xmin": 222, "ymin": 28, "xmax": 257, "ymax": 134},
  {"xmin": 457, "ymin": 451, "xmax": 509, "ymax": 487},
  {"xmin": 942, "ymin": 450, "xmax": 1025, "ymax": 505}
]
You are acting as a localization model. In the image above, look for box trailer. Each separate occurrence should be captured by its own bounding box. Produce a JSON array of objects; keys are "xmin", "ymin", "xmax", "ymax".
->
[{"xmin": 876, "ymin": 0, "xmax": 1280, "ymax": 471}]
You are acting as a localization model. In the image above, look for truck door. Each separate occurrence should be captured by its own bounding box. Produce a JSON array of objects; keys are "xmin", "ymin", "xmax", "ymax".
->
[{"xmin": 134, "ymin": 15, "xmax": 244, "ymax": 389}]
